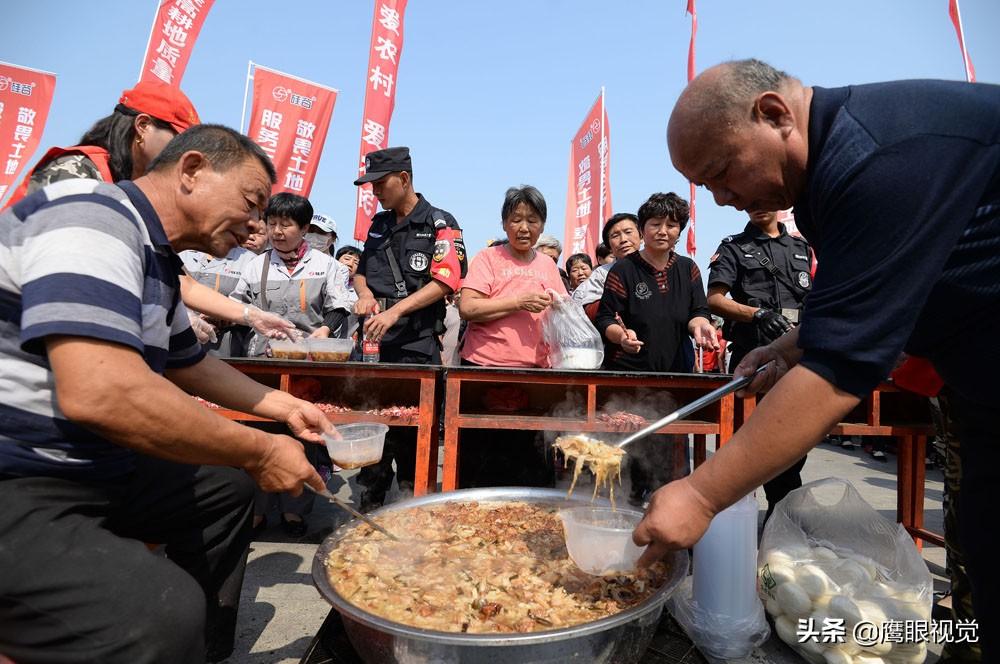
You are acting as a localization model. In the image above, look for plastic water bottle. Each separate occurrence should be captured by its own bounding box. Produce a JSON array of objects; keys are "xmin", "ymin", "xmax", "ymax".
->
[{"xmin": 362, "ymin": 333, "xmax": 380, "ymax": 363}]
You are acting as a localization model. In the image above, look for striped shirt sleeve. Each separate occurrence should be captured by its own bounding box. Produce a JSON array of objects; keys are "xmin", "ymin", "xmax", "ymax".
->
[
  {"xmin": 18, "ymin": 193, "xmax": 147, "ymax": 355},
  {"xmin": 166, "ymin": 301, "xmax": 206, "ymax": 369}
]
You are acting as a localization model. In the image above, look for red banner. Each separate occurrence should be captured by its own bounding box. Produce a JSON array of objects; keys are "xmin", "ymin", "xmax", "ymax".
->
[
  {"xmin": 0, "ymin": 62, "xmax": 56, "ymax": 203},
  {"xmin": 563, "ymin": 91, "xmax": 612, "ymax": 261},
  {"xmin": 139, "ymin": 0, "xmax": 214, "ymax": 87},
  {"xmin": 948, "ymin": 0, "xmax": 976, "ymax": 83},
  {"xmin": 353, "ymin": 0, "xmax": 409, "ymax": 241},
  {"xmin": 685, "ymin": 0, "xmax": 698, "ymax": 256},
  {"xmin": 246, "ymin": 64, "xmax": 338, "ymax": 198}
]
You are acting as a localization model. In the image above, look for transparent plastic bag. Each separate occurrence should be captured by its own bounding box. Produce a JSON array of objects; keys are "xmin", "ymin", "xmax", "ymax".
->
[
  {"xmin": 670, "ymin": 494, "xmax": 770, "ymax": 659},
  {"xmin": 541, "ymin": 291, "xmax": 603, "ymax": 369},
  {"xmin": 757, "ymin": 478, "xmax": 932, "ymax": 663}
]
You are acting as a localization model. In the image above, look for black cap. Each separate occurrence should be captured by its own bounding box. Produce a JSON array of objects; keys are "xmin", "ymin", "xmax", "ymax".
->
[{"xmin": 353, "ymin": 146, "xmax": 412, "ymax": 185}]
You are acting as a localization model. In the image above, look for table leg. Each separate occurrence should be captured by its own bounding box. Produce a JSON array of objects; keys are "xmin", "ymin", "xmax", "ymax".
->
[
  {"xmin": 441, "ymin": 376, "xmax": 461, "ymax": 492},
  {"xmin": 897, "ymin": 434, "xmax": 916, "ymax": 547},
  {"xmin": 413, "ymin": 376, "xmax": 437, "ymax": 496},
  {"xmin": 693, "ymin": 434, "xmax": 707, "ymax": 468}
]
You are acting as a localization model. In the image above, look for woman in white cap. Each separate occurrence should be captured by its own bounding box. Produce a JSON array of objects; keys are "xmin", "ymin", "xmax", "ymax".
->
[{"xmin": 306, "ymin": 213, "xmax": 338, "ymax": 255}]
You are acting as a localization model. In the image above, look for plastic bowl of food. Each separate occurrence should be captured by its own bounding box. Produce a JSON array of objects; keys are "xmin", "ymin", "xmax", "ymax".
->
[
  {"xmin": 560, "ymin": 506, "xmax": 646, "ymax": 575},
  {"xmin": 269, "ymin": 339, "xmax": 309, "ymax": 360},
  {"xmin": 308, "ymin": 338, "xmax": 354, "ymax": 362},
  {"xmin": 322, "ymin": 423, "xmax": 389, "ymax": 469}
]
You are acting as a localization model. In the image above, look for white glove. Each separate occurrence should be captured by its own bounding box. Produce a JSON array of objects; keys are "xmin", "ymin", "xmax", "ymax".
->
[
  {"xmin": 188, "ymin": 312, "xmax": 218, "ymax": 344},
  {"xmin": 244, "ymin": 306, "xmax": 298, "ymax": 340}
]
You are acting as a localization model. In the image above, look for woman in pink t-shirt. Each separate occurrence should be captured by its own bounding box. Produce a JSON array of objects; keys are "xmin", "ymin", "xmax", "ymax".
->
[
  {"xmin": 456, "ymin": 185, "xmax": 567, "ymax": 488},
  {"xmin": 459, "ymin": 185, "xmax": 568, "ymax": 367}
]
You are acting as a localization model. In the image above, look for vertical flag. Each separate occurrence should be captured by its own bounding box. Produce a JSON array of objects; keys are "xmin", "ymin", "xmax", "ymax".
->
[
  {"xmin": 139, "ymin": 0, "xmax": 215, "ymax": 87},
  {"xmin": 245, "ymin": 64, "xmax": 338, "ymax": 197},
  {"xmin": 353, "ymin": 0, "xmax": 408, "ymax": 241},
  {"xmin": 563, "ymin": 90, "xmax": 612, "ymax": 261},
  {"xmin": 948, "ymin": 0, "xmax": 976, "ymax": 83},
  {"xmin": 0, "ymin": 61, "xmax": 56, "ymax": 203},
  {"xmin": 685, "ymin": 0, "xmax": 698, "ymax": 256}
]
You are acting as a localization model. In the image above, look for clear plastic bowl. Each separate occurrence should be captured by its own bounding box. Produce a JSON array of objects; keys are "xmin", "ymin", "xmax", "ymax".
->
[
  {"xmin": 269, "ymin": 339, "xmax": 309, "ymax": 360},
  {"xmin": 322, "ymin": 423, "xmax": 389, "ymax": 469},
  {"xmin": 560, "ymin": 506, "xmax": 646, "ymax": 575},
  {"xmin": 308, "ymin": 338, "xmax": 354, "ymax": 362}
]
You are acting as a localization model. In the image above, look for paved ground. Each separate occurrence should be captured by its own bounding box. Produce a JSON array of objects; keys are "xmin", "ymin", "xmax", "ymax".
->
[{"xmin": 221, "ymin": 438, "xmax": 947, "ymax": 664}]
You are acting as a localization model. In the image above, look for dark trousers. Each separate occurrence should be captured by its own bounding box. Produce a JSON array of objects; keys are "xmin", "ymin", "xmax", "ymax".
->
[
  {"xmin": 0, "ymin": 456, "xmax": 255, "ymax": 664},
  {"xmin": 355, "ymin": 343, "xmax": 440, "ymax": 499},
  {"xmin": 935, "ymin": 392, "xmax": 981, "ymax": 663},
  {"xmin": 950, "ymin": 392, "xmax": 999, "ymax": 660},
  {"xmin": 729, "ymin": 346, "xmax": 807, "ymax": 514}
]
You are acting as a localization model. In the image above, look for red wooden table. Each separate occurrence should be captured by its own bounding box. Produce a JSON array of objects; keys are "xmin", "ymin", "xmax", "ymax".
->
[
  {"xmin": 439, "ymin": 367, "xmax": 737, "ymax": 492},
  {"xmin": 737, "ymin": 383, "xmax": 941, "ymax": 547},
  {"xmin": 219, "ymin": 359, "xmax": 442, "ymax": 496}
]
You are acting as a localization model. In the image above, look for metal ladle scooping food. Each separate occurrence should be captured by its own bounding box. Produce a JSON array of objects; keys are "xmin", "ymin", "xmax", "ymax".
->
[
  {"xmin": 614, "ymin": 362, "xmax": 773, "ymax": 451},
  {"xmin": 304, "ymin": 484, "xmax": 400, "ymax": 541}
]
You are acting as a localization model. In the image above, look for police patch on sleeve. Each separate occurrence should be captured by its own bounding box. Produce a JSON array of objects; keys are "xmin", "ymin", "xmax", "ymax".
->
[
  {"xmin": 798, "ymin": 271, "xmax": 811, "ymax": 288},
  {"xmin": 433, "ymin": 239, "xmax": 450, "ymax": 262},
  {"xmin": 409, "ymin": 252, "xmax": 429, "ymax": 271}
]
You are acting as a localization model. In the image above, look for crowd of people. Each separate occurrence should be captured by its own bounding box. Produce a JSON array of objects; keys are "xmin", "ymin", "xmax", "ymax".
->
[{"xmin": 1, "ymin": 57, "xmax": 997, "ymax": 664}]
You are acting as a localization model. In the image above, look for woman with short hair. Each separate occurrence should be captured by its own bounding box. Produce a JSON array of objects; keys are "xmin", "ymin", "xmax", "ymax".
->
[
  {"xmin": 233, "ymin": 193, "xmax": 352, "ymax": 350},
  {"xmin": 457, "ymin": 185, "xmax": 567, "ymax": 487},
  {"xmin": 459, "ymin": 185, "xmax": 567, "ymax": 368},
  {"xmin": 565, "ymin": 253, "xmax": 594, "ymax": 292},
  {"xmin": 596, "ymin": 192, "xmax": 719, "ymax": 505},
  {"xmin": 232, "ymin": 193, "xmax": 351, "ymax": 536}
]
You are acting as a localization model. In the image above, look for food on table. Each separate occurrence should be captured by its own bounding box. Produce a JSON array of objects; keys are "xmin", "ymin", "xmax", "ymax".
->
[
  {"xmin": 325, "ymin": 501, "xmax": 670, "ymax": 633},
  {"xmin": 269, "ymin": 339, "xmax": 309, "ymax": 359},
  {"xmin": 367, "ymin": 405, "xmax": 419, "ymax": 419},
  {"xmin": 312, "ymin": 403, "xmax": 419, "ymax": 418},
  {"xmin": 553, "ymin": 435, "xmax": 625, "ymax": 505},
  {"xmin": 315, "ymin": 402, "xmax": 354, "ymax": 414},
  {"xmin": 310, "ymin": 350, "xmax": 352, "ymax": 362},
  {"xmin": 271, "ymin": 349, "xmax": 308, "ymax": 359},
  {"xmin": 597, "ymin": 411, "xmax": 648, "ymax": 432}
]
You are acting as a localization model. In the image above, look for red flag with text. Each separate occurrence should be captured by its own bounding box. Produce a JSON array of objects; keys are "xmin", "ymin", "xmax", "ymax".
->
[
  {"xmin": 139, "ymin": 0, "xmax": 215, "ymax": 87},
  {"xmin": 685, "ymin": 0, "xmax": 698, "ymax": 256},
  {"xmin": 948, "ymin": 0, "xmax": 976, "ymax": 83},
  {"xmin": 353, "ymin": 0, "xmax": 408, "ymax": 241},
  {"xmin": 0, "ymin": 62, "xmax": 56, "ymax": 203},
  {"xmin": 563, "ymin": 91, "xmax": 611, "ymax": 262},
  {"xmin": 246, "ymin": 64, "xmax": 338, "ymax": 197}
]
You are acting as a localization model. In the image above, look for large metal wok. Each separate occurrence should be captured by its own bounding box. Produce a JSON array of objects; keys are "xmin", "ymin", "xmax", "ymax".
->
[{"xmin": 312, "ymin": 487, "xmax": 688, "ymax": 664}]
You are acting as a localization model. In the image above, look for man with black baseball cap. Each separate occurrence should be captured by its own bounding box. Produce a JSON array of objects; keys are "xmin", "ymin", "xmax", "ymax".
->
[{"xmin": 352, "ymin": 146, "xmax": 466, "ymax": 508}]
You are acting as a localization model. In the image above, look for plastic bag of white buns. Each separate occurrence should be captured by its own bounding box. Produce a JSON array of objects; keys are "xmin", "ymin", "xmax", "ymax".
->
[{"xmin": 757, "ymin": 478, "xmax": 932, "ymax": 664}]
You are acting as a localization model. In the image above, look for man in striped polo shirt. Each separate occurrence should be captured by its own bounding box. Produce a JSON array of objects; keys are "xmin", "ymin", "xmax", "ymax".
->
[{"xmin": 0, "ymin": 125, "xmax": 335, "ymax": 663}]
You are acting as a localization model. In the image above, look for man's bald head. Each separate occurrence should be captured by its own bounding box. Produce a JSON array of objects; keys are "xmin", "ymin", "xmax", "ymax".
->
[
  {"xmin": 667, "ymin": 59, "xmax": 811, "ymax": 214},
  {"xmin": 669, "ymin": 59, "xmax": 797, "ymax": 143}
]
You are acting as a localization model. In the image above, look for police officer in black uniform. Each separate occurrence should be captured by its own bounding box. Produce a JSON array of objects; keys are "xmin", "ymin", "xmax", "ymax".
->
[
  {"xmin": 353, "ymin": 146, "xmax": 467, "ymax": 509},
  {"xmin": 707, "ymin": 209, "xmax": 813, "ymax": 516}
]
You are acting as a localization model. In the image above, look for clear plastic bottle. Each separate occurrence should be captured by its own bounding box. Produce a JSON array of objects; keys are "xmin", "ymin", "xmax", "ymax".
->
[{"xmin": 362, "ymin": 333, "xmax": 380, "ymax": 363}]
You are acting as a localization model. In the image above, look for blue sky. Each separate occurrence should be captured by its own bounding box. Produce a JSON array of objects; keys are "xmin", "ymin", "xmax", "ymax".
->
[{"xmin": 2, "ymin": 1, "xmax": 997, "ymax": 278}]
